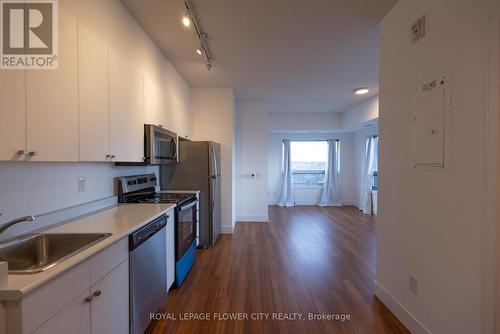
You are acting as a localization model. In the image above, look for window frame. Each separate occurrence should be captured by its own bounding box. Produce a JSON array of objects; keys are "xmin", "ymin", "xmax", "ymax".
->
[{"xmin": 288, "ymin": 140, "xmax": 334, "ymax": 187}]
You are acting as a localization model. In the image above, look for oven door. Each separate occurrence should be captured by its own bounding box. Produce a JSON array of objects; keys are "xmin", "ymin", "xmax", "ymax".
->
[
  {"xmin": 176, "ymin": 198, "xmax": 198, "ymax": 261},
  {"xmin": 145, "ymin": 124, "xmax": 178, "ymax": 165}
]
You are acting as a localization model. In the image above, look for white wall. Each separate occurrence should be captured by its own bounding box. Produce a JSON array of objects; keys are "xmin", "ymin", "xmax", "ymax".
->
[
  {"xmin": 342, "ymin": 95, "xmax": 379, "ymax": 132},
  {"xmin": 0, "ymin": 163, "xmax": 158, "ymax": 236},
  {"xmin": 268, "ymin": 132, "xmax": 355, "ymax": 206},
  {"xmin": 353, "ymin": 127, "xmax": 378, "ymax": 208},
  {"xmin": 0, "ymin": 0, "xmax": 191, "ymax": 227},
  {"xmin": 235, "ymin": 100, "xmax": 269, "ymax": 222},
  {"xmin": 191, "ymin": 88, "xmax": 236, "ymax": 233},
  {"xmin": 269, "ymin": 113, "xmax": 343, "ymax": 133},
  {"xmin": 378, "ymin": 1, "xmax": 500, "ymax": 334}
]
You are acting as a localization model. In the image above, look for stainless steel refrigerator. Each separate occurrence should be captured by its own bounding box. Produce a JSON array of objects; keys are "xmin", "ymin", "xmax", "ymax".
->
[{"xmin": 160, "ymin": 141, "xmax": 221, "ymax": 248}]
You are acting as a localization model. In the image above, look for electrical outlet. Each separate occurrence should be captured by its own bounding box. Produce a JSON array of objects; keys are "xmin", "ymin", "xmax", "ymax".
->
[
  {"xmin": 409, "ymin": 276, "xmax": 418, "ymax": 295},
  {"xmin": 78, "ymin": 176, "xmax": 86, "ymax": 193}
]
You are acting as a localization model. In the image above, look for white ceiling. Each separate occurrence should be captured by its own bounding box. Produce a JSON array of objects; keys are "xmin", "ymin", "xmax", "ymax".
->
[{"xmin": 121, "ymin": 0, "xmax": 397, "ymax": 113}]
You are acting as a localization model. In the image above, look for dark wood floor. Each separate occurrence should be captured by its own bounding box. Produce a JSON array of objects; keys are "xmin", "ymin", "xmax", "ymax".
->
[{"xmin": 148, "ymin": 206, "xmax": 409, "ymax": 334}]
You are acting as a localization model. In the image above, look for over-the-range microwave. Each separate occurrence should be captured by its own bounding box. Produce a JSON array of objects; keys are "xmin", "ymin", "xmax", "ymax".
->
[{"xmin": 116, "ymin": 124, "xmax": 178, "ymax": 166}]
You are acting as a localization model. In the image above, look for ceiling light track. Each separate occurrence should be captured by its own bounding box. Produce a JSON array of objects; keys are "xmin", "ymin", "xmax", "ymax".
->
[{"xmin": 184, "ymin": 0, "xmax": 213, "ymax": 70}]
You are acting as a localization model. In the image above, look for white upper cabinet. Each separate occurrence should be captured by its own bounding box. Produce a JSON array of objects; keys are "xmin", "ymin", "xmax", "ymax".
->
[
  {"xmin": 78, "ymin": 23, "xmax": 110, "ymax": 162},
  {"xmin": 26, "ymin": 9, "xmax": 79, "ymax": 161},
  {"xmin": 0, "ymin": 70, "xmax": 26, "ymax": 160},
  {"xmin": 144, "ymin": 76, "xmax": 166, "ymax": 128},
  {"xmin": 109, "ymin": 49, "xmax": 144, "ymax": 162}
]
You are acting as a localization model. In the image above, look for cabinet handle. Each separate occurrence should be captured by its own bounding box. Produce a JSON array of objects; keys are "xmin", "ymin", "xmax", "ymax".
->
[
  {"xmin": 105, "ymin": 154, "xmax": 111, "ymax": 159},
  {"xmin": 84, "ymin": 296, "xmax": 93, "ymax": 302},
  {"xmin": 110, "ymin": 155, "xmax": 116, "ymax": 159},
  {"xmin": 158, "ymin": 124, "xmax": 164, "ymax": 128},
  {"xmin": 17, "ymin": 150, "xmax": 28, "ymax": 155},
  {"xmin": 92, "ymin": 290, "xmax": 102, "ymax": 297},
  {"xmin": 28, "ymin": 151, "xmax": 37, "ymax": 156}
]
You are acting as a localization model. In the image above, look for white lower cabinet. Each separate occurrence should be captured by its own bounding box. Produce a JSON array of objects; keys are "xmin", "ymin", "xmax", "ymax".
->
[
  {"xmin": 166, "ymin": 211, "xmax": 175, "ymax": 289},
  {"xmin": 11, "ymin": 238, "xmax": 130, "ymax": 334},
  {"xmin": 32, "ymin": 261, "xmax": 128, "ymax": 334},
  {"xmin": 33, "ymin": 290, "xmax": 91, "ymax": 334},
  {"xmin": 90, "ymin": 260, "xmax": 129, "ymax": 334}
]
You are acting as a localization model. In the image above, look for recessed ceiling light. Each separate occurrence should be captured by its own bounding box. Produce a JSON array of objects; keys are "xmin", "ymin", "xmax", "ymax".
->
[
  {"xmin": 196, "ymin": 49, "xmax": 202, "ymax": 55},
  {"xmin": 182, "ymin": 16, "xmax": 191, "ymax": 27},
  {"xmin": 354, "ymin": 88, "xmax": 369, "ymax": 95}
]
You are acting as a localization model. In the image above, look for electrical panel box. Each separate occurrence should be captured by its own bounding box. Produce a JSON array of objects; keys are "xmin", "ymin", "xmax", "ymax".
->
[{"xmin": 410, "ymin": 75, "xmax": 451, "ymax": 169}]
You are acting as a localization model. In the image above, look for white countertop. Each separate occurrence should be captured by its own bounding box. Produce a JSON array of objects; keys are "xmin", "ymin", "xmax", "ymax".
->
[{"xmin": 0, "ymin": 203, "xmax": 176, "ymax": 301}]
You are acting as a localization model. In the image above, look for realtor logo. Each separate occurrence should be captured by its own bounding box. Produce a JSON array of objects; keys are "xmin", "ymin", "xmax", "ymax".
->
[{"xmin": 1, "ymin": 0, "xmax": 58, "ymax": 69}]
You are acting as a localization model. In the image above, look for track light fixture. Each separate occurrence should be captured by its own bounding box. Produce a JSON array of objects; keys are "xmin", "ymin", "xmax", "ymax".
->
[{"xmin": 183, "ymin": 1, "xmax": 213, "ymax": 70}]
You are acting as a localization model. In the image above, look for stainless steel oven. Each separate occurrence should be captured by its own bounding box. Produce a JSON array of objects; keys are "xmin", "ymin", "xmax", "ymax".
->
[{"xmin": 145, "ymin": 124, "xmax": 178, "ymax": 165}]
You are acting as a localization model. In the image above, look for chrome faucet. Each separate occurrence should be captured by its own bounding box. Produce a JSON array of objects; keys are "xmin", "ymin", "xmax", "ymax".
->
[{"xmin": 0, "ymin": 216, "xmax": 36, "ymax": 234}]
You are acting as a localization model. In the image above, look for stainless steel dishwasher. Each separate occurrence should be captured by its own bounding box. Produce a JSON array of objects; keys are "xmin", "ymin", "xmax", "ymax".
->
[{"xmin": 129, "ymin": 214, "xmax": 168, "ymax": 334}]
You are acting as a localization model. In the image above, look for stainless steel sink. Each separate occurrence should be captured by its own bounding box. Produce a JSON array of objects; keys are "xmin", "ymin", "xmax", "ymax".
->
[{"xmin": 0, "ymin": 233, "xmax": 112, "ymax": 274}]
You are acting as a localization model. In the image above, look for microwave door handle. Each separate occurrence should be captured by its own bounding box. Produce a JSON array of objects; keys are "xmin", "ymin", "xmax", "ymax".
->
[
  {"xmin": 148, "ymin": 126, "xmax": 156, "ymax": 162},
  {"xmin": 170, "ymin": 138, "xmax": 177, "ymax": 160}
]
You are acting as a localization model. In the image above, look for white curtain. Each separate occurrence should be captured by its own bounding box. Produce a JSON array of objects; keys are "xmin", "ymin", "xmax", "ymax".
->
[
  {"xmin": 319, "ymin": 139, "xmax": 342, "ymax": 206},
  {"xmin": 277, "ymin": 139, "xmax": 295, "ymax": 207},
  {"xmin": 359, "ymin": 136, "xmax": 377, "ymax": 214}
]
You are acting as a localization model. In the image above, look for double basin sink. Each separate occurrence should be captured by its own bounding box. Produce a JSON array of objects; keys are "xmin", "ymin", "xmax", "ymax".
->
[{"xmin": 0, "ymin": 233, "xmax": 112, "ymax": 274}]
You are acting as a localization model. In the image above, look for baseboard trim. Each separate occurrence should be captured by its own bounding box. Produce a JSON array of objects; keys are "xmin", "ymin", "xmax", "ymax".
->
[
  {"xmin": 236, "ymin": 215, "xmax": 269, "ymax": 222},
  {"xmin": 221, "ymin": 225, "xmax": 234, "ymax": 234},
  {"xmin": 374, "ymin": 281, "xmax": 432, "ymax": 334}
]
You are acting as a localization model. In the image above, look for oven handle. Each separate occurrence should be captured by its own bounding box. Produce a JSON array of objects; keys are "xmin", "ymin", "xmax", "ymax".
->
[{"xmin": 179, "ymin": 200, "xmax": 198, "ymax": 212}]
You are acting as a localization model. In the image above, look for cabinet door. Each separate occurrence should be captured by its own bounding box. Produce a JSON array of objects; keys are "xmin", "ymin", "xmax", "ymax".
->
[
  {"xmin": 90, "ymin": 260, "xmax": 129, "ymax": 334},
  {"xmin": 0, "ymin": 70, "xmax": 26, "ymax": 160},
  {"xmin": 109, "ymin": 50, "xmax": 144, "ymax": 162},
  {"xmin": 78, "ymin": 22, "xmax": 110, "ymax": 162},
  {"xmin": 166, "ymin": 211, "xmax": 175, "ymax": 289},
  {"xmin": 144, "ymin": 76, "xmax": 165, "ymax": 127},
  {"xmin": 33, "ymin": 290, "xmax": 91, "ymax": 334},
  {"xmin": 26, "ymin": 9, "xmax": 79, "ymax": 161}
]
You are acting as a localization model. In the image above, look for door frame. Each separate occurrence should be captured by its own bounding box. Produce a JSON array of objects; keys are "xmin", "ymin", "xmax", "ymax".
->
[{"xmin": 483, "ymin": 13, "xmax": 500, "ymax": 334}]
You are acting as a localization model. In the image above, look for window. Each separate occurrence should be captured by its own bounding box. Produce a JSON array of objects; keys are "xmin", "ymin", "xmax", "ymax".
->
[{"xmin": 290, "ymin": 141, "xmax": 329, "ymax": 185}]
